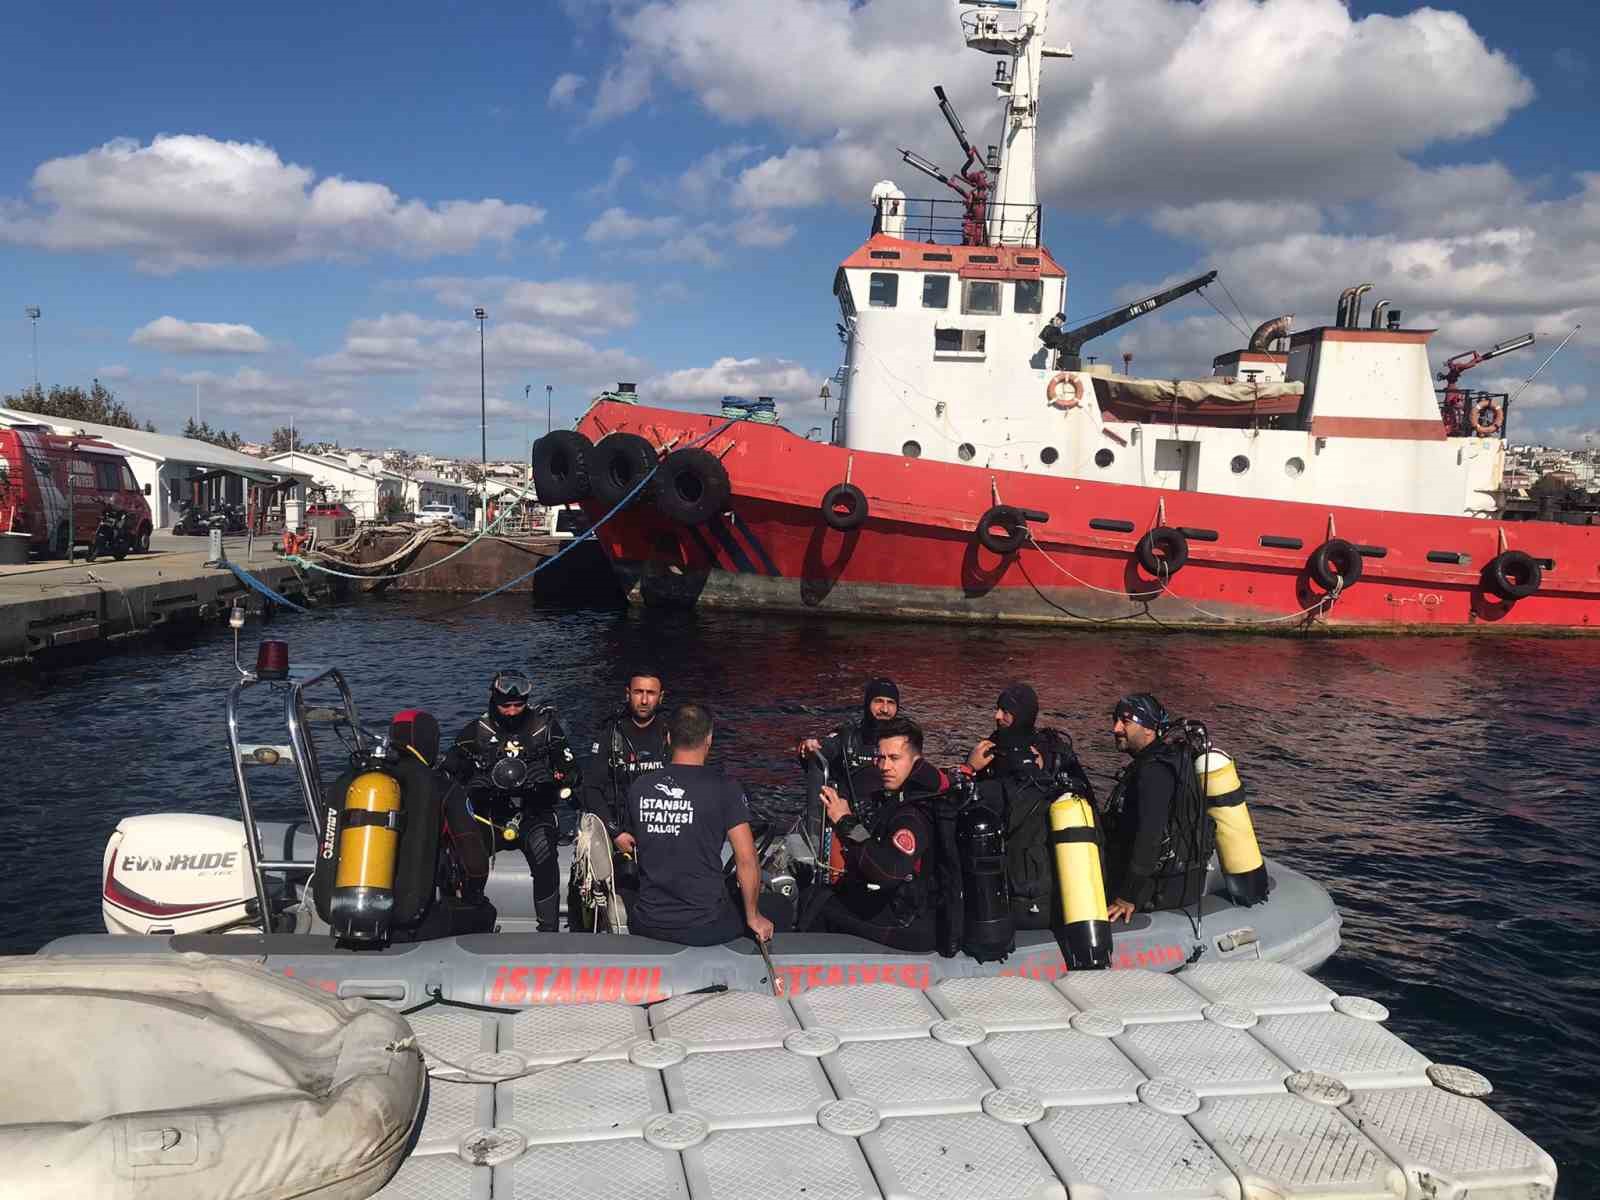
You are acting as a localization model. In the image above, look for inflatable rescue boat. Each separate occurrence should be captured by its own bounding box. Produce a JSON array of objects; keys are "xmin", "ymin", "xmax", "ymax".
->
[{"xmin": 71, "ymin": 628, "xmax": 1340, "ymax": 998}]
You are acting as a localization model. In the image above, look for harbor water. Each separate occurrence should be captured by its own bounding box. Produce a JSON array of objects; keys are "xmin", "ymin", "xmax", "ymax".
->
[{"xmin": 1, "ymin": 597, "xmax": 1596, "ymax": 1188}]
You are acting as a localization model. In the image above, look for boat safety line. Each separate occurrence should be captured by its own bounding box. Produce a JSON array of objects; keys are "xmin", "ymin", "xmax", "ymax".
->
[
  {"xmin": 416, "ymin": 982, "xmax": 736, "ymax": 1084},
  {"xmin": 1021, "ymin": 531, "xmax": 1341, "ymax": 626},
  {"xmin": 225, "ymin": 562, "xmax": 309, "ymax": 613}
]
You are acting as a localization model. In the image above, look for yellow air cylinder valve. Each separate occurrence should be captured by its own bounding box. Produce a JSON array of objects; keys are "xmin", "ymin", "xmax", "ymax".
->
[
  {"xmin": 328, "ymin": 768, "xmax": 403, "ymax": 943},
  {"xmin": 1197, "ymin": 750, "xmax": 1268, "ymax": 906},
  {"xmin": 1047, "ymin": 792, "xmax": 1111, "ymax": 970}
]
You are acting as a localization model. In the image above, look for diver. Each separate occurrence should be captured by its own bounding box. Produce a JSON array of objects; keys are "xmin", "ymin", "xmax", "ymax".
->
[
  {"xmin": 1102, "ymin": 693, "xmax": 1211, "ymax": 923},
  {"xmin": 802, "ymin": 717, "xmax": 944, "ymax": 952},
  {"xmin": 581, "ymin": 666, "xmax": 669, "ymax": 853},
  {"xmin": 441, "ymin": 669, "xmax": 578, "ymax": 932},
  {"xmin": 623, "ymin": 703, "xmax": 772, "ymax": 946},
  {"xmin": 795, "ymin": 677, "xmax": 902, "ymax": 829},
  {"xmin": 964, "ymin": 682, "xmax": 1095, "ymax": 930}
]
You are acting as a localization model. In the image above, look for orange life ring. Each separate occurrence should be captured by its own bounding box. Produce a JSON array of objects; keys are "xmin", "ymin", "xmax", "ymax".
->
[
  {"xmin": 1046, "ymin": 372, "xmax": 1084, "ymax": 409},
  {"xmin": 1469, "ymin": 396, "xmax": 1504, "ymax": 436}
]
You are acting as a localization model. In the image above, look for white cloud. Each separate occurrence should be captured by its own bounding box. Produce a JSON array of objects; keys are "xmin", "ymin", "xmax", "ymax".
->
[
  {"xmin": 1475, "ymin": 376, "xmax": 1588, "ymax": 411},
  {"xmin": 585, "ymin": 154, "xmax": 635, "ymax": 199},
  {"xmin": 94, "ymin": 364, "xmax": 132, "ymax": 381},
  {"xmin": 656, "ymin": 231, "xmax": 722, "ymax": 267},
  {"xmin": 131, "ymin": 315, "xmax": 270, "ymax": 355},
  {"xmin": 173, "ymin": 366, "xmax": 363, "ymax": 424},
  {"xmin": 647, "ymin": 355, "xmax": 818, "ymax": 409},
  {"xmin": 313, "ymin": 311, "xmax": 644, "ymax": 377},
  {"xmin": 590, "ymin": 53, "xmax": 655, "ymax": 123},
  {"xmin": 584, "ymin": 205, "xmax": 680, "ymax": 241},
  {"xmin": 677, "ymin": 143, "xmax": 760, "ymax": 208},
  {"xmin": 0, "ymin": 134, "xmax": 544, "ymax": 272},
  {"xmin": 1150, "ymin": 201, "xmax": 1323, "ymax": 246},
  {"xmin": 414, "ymin": 276, "xmax": 637, "ymax": 330},
  {"xmin": 732, "ymin": 213, "xmax": 796, "ymax": 248},
  {"xmin": 547, "ymin": 72, "xmax": 585, "ymax": 107}
]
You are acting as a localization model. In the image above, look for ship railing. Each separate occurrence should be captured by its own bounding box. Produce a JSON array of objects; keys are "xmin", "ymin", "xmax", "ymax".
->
[
  {"xmin": 1436, "ymin": 388, "xmax": 1512, "ymax": 439},
  {"xmin": 873, "ymin": 197, "xmax": 1042, "ymax": 248},
  {"xmin": 226, "ymin": 663, "xmax": 367, "ymax": 931},
  {"xmin": 961, "ymin": 7, "xmax": 1033, "ymax": 52}
]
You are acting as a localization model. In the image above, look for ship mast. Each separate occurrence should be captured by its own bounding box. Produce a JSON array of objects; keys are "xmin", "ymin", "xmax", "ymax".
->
[{"xmin": 960, "ymin": 0, "xmax": 1072, "ymax": 246}]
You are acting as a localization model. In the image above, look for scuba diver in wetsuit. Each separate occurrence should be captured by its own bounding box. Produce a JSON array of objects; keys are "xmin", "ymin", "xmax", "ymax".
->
[
  {"xmin": 802, "ymin": 717, "xmax": 945, "ymax": 952},
  {"xmin": 796, "ymin": 677, "xmax": 901, "ymax": 831},
  {"xmin": 964, "ymin": 682, "xmax": 1096, "ymax": 930},
  {"xmin": 1103, "ymin": 693, "xmax": 1211, "ymax": 922},
  {"xmin": 442, "ymin": 669, "xmax": 578, "ymax": 932}
]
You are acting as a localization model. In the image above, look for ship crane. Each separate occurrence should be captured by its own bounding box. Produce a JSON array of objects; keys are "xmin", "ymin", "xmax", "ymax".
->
[
  {"xmin": 1436, "ymin": 332, "xmax": 1534, "ymax": 435},
  {"xmin": 898, "ymin": 86, "xmax": 993, "ymax": 245},
  {"xmin": 1048, "ymin": 270, "xmax": 1219, "ymax": 371}
]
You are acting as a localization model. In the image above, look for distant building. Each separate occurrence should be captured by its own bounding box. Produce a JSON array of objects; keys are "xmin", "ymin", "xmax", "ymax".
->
[
  {"xmin": 266, "ymin": 450, "xmax": 403, "ymax": 522},
  {"xmin": 404, "ymin": 471, "xmax": 470, "ymax": 515}
]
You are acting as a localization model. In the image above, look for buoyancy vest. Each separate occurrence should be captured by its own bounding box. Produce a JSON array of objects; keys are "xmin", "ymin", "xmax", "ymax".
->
[
  {"xmin": 1104, "ymin": 735, "xmax": 1212, "ymax": 908},
  {"xmin": 978, "ymin": 728, "xmax": 1095, "ymax": 910}
]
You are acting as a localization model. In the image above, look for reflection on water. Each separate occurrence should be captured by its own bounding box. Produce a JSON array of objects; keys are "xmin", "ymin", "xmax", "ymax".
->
[{"xmin": 2, "ymin": 597, "xmax": 1596, "ymax": 1184}]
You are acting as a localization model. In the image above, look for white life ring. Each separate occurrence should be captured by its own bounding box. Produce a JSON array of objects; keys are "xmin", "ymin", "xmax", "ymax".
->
[{"xmin": 1046, "ymin": 372, "xmax": 1084, "ymax": 410}]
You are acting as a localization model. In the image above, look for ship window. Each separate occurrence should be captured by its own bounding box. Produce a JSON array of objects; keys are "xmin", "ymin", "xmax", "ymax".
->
[
  {"xmin": 1285, "ymin": 456, "xmax": 1305, "ymax": 478},
  {"xmin": 1094, "ymin": 448, "xmax": 1115, "ymax": 468},
  {"xmin": 1040, "ymin": 446, "xmax": 1059, "ymax": 465},
  {"xmin": 869, "ymin": 272, "xmax": 899, "ymax": 307},
  {"xmin": 962, "ymin": 280, "xmax": 1001, "ymax": 315},
  {"xmin": 923, "ymin": 274, "xmax": 951, "ymax": 309},
  {"xmin": 1230, "ymin": 454, "xmax": 1250, "ymax": 475},
  {"xmin": 902, "ymin": 440, "xmax": 922, "ymax": 458},
  {"xmin": 1014, "ymin": 279, "xmax": 1043, "ymax": 315},
  {"xmin": 957, "ymin": 443, "xmax": 976, "ymax": 461},
  {"xmin": 934, "ymin": 328, "xmax": 986, "ymax": 356}
]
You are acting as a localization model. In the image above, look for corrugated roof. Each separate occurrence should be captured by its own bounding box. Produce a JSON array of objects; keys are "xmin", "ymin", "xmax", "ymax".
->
[{"xmin": 0, "ymin": 406, "xmax": 312, "ymax": 481}]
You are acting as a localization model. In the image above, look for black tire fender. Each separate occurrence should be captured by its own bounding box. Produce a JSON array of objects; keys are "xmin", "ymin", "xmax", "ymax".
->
[
  {"xmin": 1483, "ymin": 549, "xmax": 1541, "ymax": 601},
  {"xmin": 1135, "ymin": 526, "xmax": 1189, "ymax": 576},
  {"xmin": 589, "ymin": 432, "xmax": 658, "ymax": 509},
  {"xmin": 975, "ymin": 505, "xmax": 1029, "ymax": 555},
  {"xmin": 821, "ymin": 482, "xmax": 868, "ymax": 532},
  {"xmin": 654, "ymin": 447, "xmax": 732, "ymax": 525},
  {"xmin": 1308, "ymin": 537, "xmax": 1363, "ymax": 590},
  {"xmin": 530, "ymin": 430, "xmax": 594, "ymax": 505}
]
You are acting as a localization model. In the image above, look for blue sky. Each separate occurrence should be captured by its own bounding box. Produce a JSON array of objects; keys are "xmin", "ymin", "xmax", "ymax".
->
[{"xmin": 3, "ymin": 0, "xmax": 1595, "ymax": 455}]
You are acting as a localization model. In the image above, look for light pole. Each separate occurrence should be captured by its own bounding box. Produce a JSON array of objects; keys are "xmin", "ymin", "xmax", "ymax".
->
[
  {"xmin": 546, "ymin": 384, "xmax": 553, "ymax": 434},
  {"xmin": 474, "ymin": 306, "xmax": 487, "ymax": 528},
  {"xmin": 524, "ymin": 384, "xmax": 532, "ymax": 482},
  {"xmin": 23, "ymin": 306, "xmax": 40, "ymax": 393}
]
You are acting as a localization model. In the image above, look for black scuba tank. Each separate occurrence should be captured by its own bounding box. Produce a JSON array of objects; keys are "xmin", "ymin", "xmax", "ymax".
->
[{"xmin": 957, "ymin": 805, "xmax": 1015, "ymax": 962}]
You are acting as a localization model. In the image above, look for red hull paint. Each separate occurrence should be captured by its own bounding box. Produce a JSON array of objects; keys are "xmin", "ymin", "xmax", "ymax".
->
[{"xmin": 577, "ymin": 402, "xmax": 1600, "ymax": 633}]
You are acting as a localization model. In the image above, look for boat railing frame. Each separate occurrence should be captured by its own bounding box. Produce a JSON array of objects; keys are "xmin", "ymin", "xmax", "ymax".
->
[{"xmin": 226, "ymin": 665, "xmax": 367, "ymax": 932}]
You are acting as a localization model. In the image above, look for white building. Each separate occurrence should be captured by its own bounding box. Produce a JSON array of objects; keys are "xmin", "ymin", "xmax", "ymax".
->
[
  {"xmin": 266, "ymin": 451, "xmax": 403, "ymax": 522},
  {"xmin": 403, "ymin": 470, "xmax": 470, "ymax": 516},
  {"xmin": 0, "ymin": 407, "xmax": 310, "ymax": 528}
]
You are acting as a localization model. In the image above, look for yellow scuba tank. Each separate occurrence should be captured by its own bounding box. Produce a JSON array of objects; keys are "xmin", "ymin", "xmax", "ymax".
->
[
  {"xmin": 327, "ymin": 768, "xmax": 404, "ymax": 943},
  {"xmin": 1047, "ymin": 793, "xmax": 1110, "ymax": 970},
  {"xmin": 1196, "ymin": 749, "xmax": 1268, "ymax": 906}
]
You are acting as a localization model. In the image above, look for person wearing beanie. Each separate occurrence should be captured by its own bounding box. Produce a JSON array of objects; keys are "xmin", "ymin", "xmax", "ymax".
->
[
  {"xmin": 960, "ymin": 681, "xmax": 1095, "ymax": 931},
  {"xmin": 795, "ymin": 677, "xmax": 904, "ymax": 829}
]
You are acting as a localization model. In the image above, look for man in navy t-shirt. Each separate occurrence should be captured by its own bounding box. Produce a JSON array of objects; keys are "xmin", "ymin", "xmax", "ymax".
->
[{"xmin": 624, "ymin": 703, "xmax": 773, "ymax": 946}]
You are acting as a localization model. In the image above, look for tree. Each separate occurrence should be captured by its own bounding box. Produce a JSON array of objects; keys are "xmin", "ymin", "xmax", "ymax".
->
[
  {"xmin": 270, "ymin": 426, "xmax": 300, "ymax": 453},
  {"xmin": 3, "ymin": 380, "xmax": 149, "ymax": 430},
  {"xmin": 182, "ymin": 417, "xmax": 243, "ymax": 450}
]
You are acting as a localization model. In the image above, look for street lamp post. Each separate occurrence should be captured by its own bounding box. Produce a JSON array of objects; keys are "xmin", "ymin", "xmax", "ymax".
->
[
  {"xmin": 546, "ymin": 384, "xmax": 553, "ymax": 435},
  {"xmin": 23, "ymin": 306, "xmax": 41, "ymax": 393},
  {"xmin": 474, "ymin": 307, "xmax": 487, "ymax": 528},
  {"xmin": 524, "ymin": 384, "xmax": 532, "ymax": 483}
]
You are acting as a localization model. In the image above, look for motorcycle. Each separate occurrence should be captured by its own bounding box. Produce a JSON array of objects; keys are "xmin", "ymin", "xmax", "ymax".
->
[
  {"xmin": 86, "ymin": 506, "xmax": 133, "ymax": 562},
  {"xmin": 172, "ymin": 502, "xmax": 208, "ymax": 536},
  {"xmin": 207, "ymin": 503, "xmax": 247, "ymax": 534}
]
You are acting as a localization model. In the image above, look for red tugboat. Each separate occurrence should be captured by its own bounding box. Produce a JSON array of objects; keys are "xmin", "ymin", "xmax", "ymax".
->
[{"xmin": 537, "ymin": 0, "xmax": 1598, "ymax": 633}]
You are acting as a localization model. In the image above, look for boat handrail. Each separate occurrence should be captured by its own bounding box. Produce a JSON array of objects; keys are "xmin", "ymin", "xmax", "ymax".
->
[{"xmin": 227, "ymin": 665, "xmax": 366, "ymax": 932}]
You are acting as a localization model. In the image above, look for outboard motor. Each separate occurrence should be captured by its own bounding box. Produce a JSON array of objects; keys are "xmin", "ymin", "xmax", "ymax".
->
[
  {"xmin": 957, "ymin": 806, "xmax": 1014, "ymax": 962},
  {"xmin": 101, "ymin": 814, "xmax": 257, "ymax": 935}
]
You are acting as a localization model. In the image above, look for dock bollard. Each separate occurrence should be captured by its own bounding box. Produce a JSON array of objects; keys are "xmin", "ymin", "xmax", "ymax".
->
[{"xmin": 206, "ymin": 527, "xmax": 226, "ymax": 566}]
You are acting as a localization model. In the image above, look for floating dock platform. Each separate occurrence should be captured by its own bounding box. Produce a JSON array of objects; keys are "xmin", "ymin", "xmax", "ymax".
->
[{"xmin": 378, "ymin": 960, "xmax": 1556, "ymax": 1199}]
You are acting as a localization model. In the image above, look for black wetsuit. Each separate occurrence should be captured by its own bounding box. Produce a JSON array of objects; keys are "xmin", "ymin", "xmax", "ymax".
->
[
  {"xmin": 443, "ymin": 705, "xmax": 577, "ymax": 931},
  {"xmin": 805, "ymin": 717, "xmax": 890, "ymax": 833},
  {"xmin": 582, "ymin": 711, "xmax": 669, "ymax": 840},
  {"xmin": 1104, "ymin": 738, "xmax": 1210, "ymax": 912},
  {"xmin": 805, "ymin": 758, "xmax": 944, "ymax": 951}
]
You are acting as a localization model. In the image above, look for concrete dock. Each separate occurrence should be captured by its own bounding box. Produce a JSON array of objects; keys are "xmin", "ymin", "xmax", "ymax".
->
[{"xmin": 0, "ymin": 532, "xmax": 338, "ymax": 664}]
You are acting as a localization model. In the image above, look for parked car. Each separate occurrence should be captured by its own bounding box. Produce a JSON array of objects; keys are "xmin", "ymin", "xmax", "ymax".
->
[
  {"xmin": 0, "ymin": 425, "xmax": 153, "ymax": 556},
  {"xmin": 415, "ymin": 503, "xmax": 466, "ymax": 530}
]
